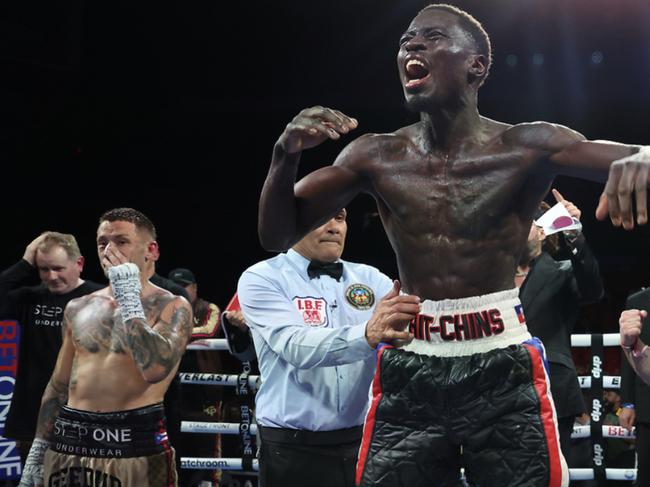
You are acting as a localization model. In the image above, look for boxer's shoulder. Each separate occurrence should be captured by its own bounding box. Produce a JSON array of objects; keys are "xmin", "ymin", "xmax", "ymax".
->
[{"xmin": 502, "ymin": 121, "xmax": 585, "ymax": 152}]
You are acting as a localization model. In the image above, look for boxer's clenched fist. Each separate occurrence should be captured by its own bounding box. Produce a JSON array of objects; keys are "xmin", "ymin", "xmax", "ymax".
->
[
  {"xmin": 619, "ymin": 309, "xmax": 646, "ymax": 349},
  {"xmin": 278, "ymin": 106, "xmax": 358, "ymax": 154}
]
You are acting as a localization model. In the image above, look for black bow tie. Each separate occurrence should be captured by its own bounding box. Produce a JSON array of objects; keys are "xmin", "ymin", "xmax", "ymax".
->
[{"xmin": 307, "ymin": 260, "xmax": 343, "ymax": 281}]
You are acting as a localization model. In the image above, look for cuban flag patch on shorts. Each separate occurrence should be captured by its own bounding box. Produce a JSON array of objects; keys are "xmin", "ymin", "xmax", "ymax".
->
[{"xmin": 293, "ymin": 296, "xmax": 328, "ymax": 327}]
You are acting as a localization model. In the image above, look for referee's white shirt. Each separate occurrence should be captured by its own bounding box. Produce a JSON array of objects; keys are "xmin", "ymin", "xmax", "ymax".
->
[{"xmin": 237, "ymin": 248, "xmax": 393, "ymax": 431}]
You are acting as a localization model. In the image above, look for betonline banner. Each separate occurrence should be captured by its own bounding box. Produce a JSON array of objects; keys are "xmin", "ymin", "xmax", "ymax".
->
[{"xmin": 0, "ymin": 320, "xmax": 21, "ymax": 480}]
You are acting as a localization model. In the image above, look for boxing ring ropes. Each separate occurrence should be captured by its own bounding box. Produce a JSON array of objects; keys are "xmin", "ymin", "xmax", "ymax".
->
[{"xmin": 181, "ymin": 333, "xmax": 637, "ymax": 483}]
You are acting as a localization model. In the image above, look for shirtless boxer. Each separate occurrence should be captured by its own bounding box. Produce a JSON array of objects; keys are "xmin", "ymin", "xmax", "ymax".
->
[
  {"xmin": 259, "ymin": 4, "xmax": 650, "ymax": 487},
  {"xmin": 20, "ymin": 208, "xmax": 192, "ymax": 487}
]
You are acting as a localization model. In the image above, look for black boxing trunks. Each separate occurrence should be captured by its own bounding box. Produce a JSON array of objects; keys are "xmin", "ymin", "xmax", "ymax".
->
[
  {"xmin": 44, "ymin": 403, "xmax": 177, "ymax": 487},
  {"xmin": 355, "ymin": 288, "xmax": 569, "ymax": 487}
]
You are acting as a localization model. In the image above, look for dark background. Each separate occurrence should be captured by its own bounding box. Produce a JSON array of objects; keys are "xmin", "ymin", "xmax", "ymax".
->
[{"xmin": 2, "ymin": 0, "xmax": 650, "ymax": 359}]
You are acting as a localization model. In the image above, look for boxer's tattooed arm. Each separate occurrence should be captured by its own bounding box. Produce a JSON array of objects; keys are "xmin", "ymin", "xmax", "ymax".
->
[
  {"xmin": 125, "ymin": 300, "xmax": 192, "ymax": 383},
  {"xmin": 34, "ymin": 376, "xmax": 69, "ymax": 439}
]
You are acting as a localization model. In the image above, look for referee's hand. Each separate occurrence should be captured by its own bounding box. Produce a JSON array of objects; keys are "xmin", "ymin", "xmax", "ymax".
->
[{"xmin": 365, "ymin": 280, "xmax": 419, "ymax": 348}]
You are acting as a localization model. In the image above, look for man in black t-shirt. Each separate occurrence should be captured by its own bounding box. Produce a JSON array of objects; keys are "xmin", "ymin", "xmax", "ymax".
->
[{"xmin": 0, "ymin": 232, "xmax": 103, "ymax": 467}]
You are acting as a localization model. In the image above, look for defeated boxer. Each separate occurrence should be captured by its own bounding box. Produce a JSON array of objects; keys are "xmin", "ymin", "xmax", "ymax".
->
[{"xmin": 20, "ymin": 208, "xmax": 192, "ymax": 487}]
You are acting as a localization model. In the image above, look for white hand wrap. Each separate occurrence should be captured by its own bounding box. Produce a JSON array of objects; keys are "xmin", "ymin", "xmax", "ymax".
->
[
  {"xmin": 108, "ymin": 263, "xmax": 146, "ymax": 322},
  {"xmin": 19, "ymin": 438, "xmax": 49, "ymax": 487}
]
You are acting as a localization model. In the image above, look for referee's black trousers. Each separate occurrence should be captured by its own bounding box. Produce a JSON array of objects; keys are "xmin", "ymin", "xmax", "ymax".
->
[{"xmin": 258, "ymin": 425, "xmax": 363, "ymax": 487}]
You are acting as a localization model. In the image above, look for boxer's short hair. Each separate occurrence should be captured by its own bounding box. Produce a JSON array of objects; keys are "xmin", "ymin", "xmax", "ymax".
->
[
  {"xmin": 99, "ymin": 208, "xmax": 157, "ymax": 239},
  {"xmin": 418, "ymin": 4, "xmax": 492, "ymax": 84}
]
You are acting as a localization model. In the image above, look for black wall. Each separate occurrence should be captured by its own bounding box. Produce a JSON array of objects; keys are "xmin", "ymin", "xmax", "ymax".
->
[{"xmin": 3, "ymin": 1, "xmax": 650, "ymax": 344}]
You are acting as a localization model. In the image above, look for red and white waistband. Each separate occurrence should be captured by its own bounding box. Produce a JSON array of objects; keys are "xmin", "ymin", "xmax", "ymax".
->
[{"xmin": 400, "ymin": 288, "xmax": 531, "ymax": 357}]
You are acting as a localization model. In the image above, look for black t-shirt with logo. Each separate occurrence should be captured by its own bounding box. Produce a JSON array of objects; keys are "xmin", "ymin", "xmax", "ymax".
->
[{"xmin": 0, "ymin": 259, "xmax": 104, "ymax": 440}]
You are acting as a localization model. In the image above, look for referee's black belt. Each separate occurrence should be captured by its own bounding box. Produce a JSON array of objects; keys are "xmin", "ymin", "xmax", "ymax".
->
[{"xmin": 258, "ymin": 424, "xmax": 363, "ymax": 446}]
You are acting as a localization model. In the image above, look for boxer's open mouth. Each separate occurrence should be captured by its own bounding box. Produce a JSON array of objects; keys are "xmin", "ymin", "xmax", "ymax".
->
[{"xmin": 405, "ymin": 58, "xmax": 431, "ymax": 89}]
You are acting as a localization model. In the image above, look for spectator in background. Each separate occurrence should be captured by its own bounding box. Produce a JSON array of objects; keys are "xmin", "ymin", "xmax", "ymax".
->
[
  {"xmin": 618, "ymin": 299, "xmax": 650, "ymax": 486},
  {"xmin": 516, "ymin": 189, "xmax": 604, "ymax": 462},
  {"xmin": 237, "ymin": 208, "xmax": 418, "ymax": 487},
  {"xmin": 0, "ymin": 232, "xmax": 103, "ymax": 467},
  {"xmin": 169, "ymin": 267, "xmax": 223, "ymax": 487},
  {"xmin": 602, "ymin": 389, "xmax": 636, "ymax": 484},
  {"xmin": 169, "ymin": 268, "xmax": 221, "ymax": 338},
  {"xmin": 151, "ymin": 271, "xmax": 191, "ymax": 302},
  {"xmin": 566, "ymin": 376, "xmax": 633, "ymax": 487}
]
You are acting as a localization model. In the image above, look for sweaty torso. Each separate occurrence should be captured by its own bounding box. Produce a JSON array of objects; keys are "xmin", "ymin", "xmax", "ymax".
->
[
  {"xmin": 356, "ymin": 119, "xmax": 555, "ymax": 300},
  {"xmin": 66, "ymin": 287, "xmax": 178, "ymax": 412}
]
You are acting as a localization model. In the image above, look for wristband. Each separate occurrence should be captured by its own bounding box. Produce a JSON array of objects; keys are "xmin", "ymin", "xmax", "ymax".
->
[
  {"xmin": 622, "ymin": 342, "xmax": 649, "ymax": 358},
  {"xmin": 621, "ymin": 403, "xmax": 635, "ymax": 409},
  {"xmin": 621, "ymin": 340, "xmax": 637, "ymax": 352}
]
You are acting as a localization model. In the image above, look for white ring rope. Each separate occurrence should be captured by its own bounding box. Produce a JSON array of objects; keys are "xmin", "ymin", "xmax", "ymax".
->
[
  {"xmin": 182, "ymin": 421, "xmax": 258, "ymax": 435},
  {"xmin": 189, "ymin": 334, "xmax": 623, "ymax": 349},
  {"xmin": 180, "ymin": 422, "xmax": 635, "ymax": 440},
  {"xmin": 570, "ymin": 424, "xmax": 635, "ymax": 439},
  {"xmin": 181, "ymin": 458, "xmax": 259, "ymax": 471},
  {"xmin": 577, "ymin": 375, "xmax": 620, "ymax": 388},
  {"xmin": 179, "ymin": 342, "xmax": 259, "ymax": 472},
  {"xmin": 179, "ymin": 372, "xmax": 261, "ymax": 389},
  {"xmin": 180, "ymin": 332, "xmax": 635, "ymax": 476},
  {"xmin": 568, "ymin": 468, "xmax": 636, "ymax": 481},
  {"xmin": 179, "ymin": 374, "xmax": 624, "ymax": 391},
  {"xmin": 571, "ymin": 333, "xmax": 620, "ymax": 347},
  {"xmin": 187, "ymin": 339, "xmax": 230, "ymax": 351}
]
